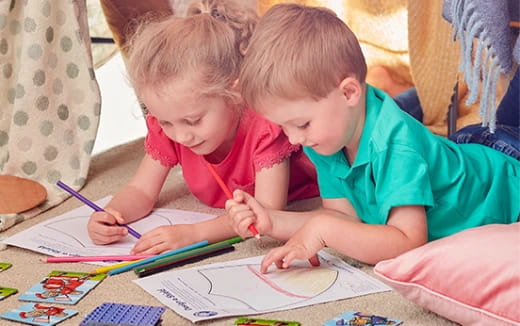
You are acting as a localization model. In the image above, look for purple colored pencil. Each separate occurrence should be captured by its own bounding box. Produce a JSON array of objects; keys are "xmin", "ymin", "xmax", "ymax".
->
[{"xmin": 56, "ymin": 180, "xmax": 142, "ymax": 239}]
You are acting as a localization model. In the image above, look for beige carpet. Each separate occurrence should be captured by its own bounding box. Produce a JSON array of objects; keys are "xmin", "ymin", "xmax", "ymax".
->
[{"xmin": 0, "ymin": 138, "xmax": 456, "ymax": 325}]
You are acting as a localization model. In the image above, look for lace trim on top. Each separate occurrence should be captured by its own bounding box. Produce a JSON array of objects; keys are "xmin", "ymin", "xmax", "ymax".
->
[
  {"xmin": 254, "ymin": 142, "xmax": 300, "ymax": 172},
  {"xmin": 144, "ymin": 140, "xmax": 177, "ymax": 167}
]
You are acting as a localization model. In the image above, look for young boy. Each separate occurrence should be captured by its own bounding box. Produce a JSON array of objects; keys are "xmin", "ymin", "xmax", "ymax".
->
[{"xmin": 225, "ymin": 3, "xmax": 520, "ymax": 272}]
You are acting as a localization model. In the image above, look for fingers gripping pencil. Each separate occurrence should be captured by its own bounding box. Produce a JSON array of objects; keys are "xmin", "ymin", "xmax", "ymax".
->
[
  {"xmin": 205, "ymin": 163, "xmax": 261, "ymax": 240},
  {"xmin": 56, "ymin": 180, "xmax": 141, "ymax": 239}
]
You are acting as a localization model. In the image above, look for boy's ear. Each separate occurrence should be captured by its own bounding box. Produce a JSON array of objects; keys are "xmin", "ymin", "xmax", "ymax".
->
[
  {"xmin": 231, "ymin": 78, "xmax": 240, "ymax": 92},
  {"xmin": 339, "ymin": 77, "xmax": 363, "ymax": 106},
  {"xmin": 229, "ymin": 78, "xmax": 245, "ymax": 106}
]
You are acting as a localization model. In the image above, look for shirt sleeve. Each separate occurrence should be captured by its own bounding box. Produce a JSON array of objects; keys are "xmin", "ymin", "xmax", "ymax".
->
[
  {"xmin": 251, "ymin": 117, "xmax": 299, "ymax": 172},
  {"xmin": 144, "ymin": 114, "xmax": 179, "ymax": 167},
  {"xmin": 372, "ymin": 144, "xmax": 435, "ymax": 221}
]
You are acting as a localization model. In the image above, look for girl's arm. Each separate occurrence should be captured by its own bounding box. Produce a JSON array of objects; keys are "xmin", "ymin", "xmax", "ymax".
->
[
  {"xmin": 88, "ymin": 154, "xmax": 170, "ymax": 245},
  {"xmin": 254, "ymin": 158, "xmax": 290, "ymax": 210},
  {"xmin": 130, "ymin": 213, "xmax": 239, "ymax": 255},
  {"xmin": 253, "ymin": 158, "xmax": 300, "ymax": 239},
  {"xmin": 105, "ymin": 153, "xmax": 171, "ymax": 223},
  {"xmin": 261, "ymin": 205, "xmax": 428, "ymax": 272}
]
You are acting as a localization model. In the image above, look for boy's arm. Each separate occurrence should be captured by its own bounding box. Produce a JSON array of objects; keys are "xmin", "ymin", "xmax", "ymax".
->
[
  {"xmin": 271, "ymin": 197, "xmax": 361, "ymax": 239},
  {"xmin": 321, "ymin": 205, "xmax": 428, "ymax": 264},
  {"xmin": 226, "ymin": 189, "xmax": 362, "ymax": 241},
  {"xmin": 259, "ymin": 197, "xmax": 361, "ymax": 240},
  {"xmin": 106, "ymin": 154, "xmax": 170, "ymax": 223},
  {"xmin": 261, "ymin": 205, "xmax": 428, "ymax": 271},
  {"xmin": 321, "ymin": 197, "xmax": 360, "ymax": 221}
]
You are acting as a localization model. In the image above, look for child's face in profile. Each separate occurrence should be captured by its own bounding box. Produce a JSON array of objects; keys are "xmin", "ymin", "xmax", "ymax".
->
[
  {"xmin": 142, "ymin": 80, "xmax": 240, "ymax": 161},
  {"xmin": 257, "ymin": 86, "xmax": 360, "ymax": 156}
]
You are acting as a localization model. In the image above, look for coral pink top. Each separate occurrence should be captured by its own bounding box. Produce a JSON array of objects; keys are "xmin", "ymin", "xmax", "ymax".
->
[{"xmin": 144, "ymin": 108, "xmax": 319, "ymax": 208}]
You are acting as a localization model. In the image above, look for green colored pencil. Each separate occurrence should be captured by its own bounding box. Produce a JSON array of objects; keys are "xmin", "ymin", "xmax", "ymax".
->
[
  {"xmin": 133, "ymin": 236, "xmax": 242, "ymax": 274},
  {"xmin": 135, "ymin": 246, "xmax": 235, "ymax": 277}
]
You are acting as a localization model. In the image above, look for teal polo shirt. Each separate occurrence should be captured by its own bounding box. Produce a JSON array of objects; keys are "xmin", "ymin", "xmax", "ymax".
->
[{"xmin": 304, "ymin": 85, "xmax": 520, "ymax": 241}]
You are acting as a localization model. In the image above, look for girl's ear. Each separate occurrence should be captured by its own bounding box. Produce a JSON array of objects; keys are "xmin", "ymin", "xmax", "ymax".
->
[{"xmin": 338, "ymin": 77, "xmax": 363, "ymax": 106}]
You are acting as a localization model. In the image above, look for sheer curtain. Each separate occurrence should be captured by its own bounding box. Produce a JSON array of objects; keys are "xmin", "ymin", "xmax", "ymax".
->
[{"xmin": 0, "ymin": 0, "xmax": 101, "ymax": 231}]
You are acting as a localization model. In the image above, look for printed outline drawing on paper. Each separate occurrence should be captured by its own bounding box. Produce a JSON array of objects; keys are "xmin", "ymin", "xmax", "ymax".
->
[
  {"xmin": 197, "ymin": 258, "xmax": 338, "ymax": 311},
  {"xmin": 43, "ymin": 213, "xmax": 174, "ymax": 248}
]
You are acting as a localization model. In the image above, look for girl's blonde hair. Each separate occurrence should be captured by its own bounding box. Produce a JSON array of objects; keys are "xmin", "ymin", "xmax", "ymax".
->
[
  {"xmin": 125, "ymin": 0, "xmax": 257, "ymax": 102},
  {"xmin": 239, "ymin": 3, "xmax": 367, "ymax": 109}
]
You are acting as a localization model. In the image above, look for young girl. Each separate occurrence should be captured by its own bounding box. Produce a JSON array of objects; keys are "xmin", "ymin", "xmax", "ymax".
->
[{"xmin": 87, "ymin": 0, "xmax": 318, "ymax": 255}]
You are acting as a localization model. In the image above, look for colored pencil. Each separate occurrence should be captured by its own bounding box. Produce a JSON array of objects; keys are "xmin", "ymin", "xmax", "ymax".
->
[
  {"xmin": 56, "ymin": 180, "xmax": 142, "ymax": 239},
  {"xmin": 135, "ymin": 246, "xmax": 235, "ymax": 277},
  {"xmin": 205, "ymin": 163, "xmax": 261, "ymax": 240},
  {"xmin": 134, "ymin": 236, "xmax": 242, "ymax": 275},
  {"xmin": 89, "ymin": 259, "xmax": 142, "ymax": 274},
  {"xmin": 41, "ymin": 254, "xmax": 153, "ymax": 263},
  {"xmin": 108, "ymin": 240, "xmax": 209, "ymax": 276}
]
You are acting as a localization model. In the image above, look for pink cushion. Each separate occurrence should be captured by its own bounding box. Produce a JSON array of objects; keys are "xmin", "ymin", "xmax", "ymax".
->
[{"xmin": 374, "ymin": 223, "xmax": 520, "ymax": 326}]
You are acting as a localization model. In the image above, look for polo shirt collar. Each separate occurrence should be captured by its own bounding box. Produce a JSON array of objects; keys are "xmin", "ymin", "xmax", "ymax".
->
[
  {"xmin": 353, "ymin": 84, "xmax": 383, "ymax": 167},
  {"xmin": 330, "ymin": 84, "xmax": 383, "ymax": 177}
]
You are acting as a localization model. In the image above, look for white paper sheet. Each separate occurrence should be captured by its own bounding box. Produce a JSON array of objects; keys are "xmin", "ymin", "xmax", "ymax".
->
[
  {"xmin": 133, "ymin": 251, "xmax": 391, "ymax": 322},
  {"xmin": 3, "ymin": 197, "xmax": 216, "ymax": 264}
]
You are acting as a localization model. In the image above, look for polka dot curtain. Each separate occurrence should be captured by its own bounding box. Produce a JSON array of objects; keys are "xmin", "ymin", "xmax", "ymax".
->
[{"xmin": 0, "ymin": 0, "xmax": 101, "ymax": 231}]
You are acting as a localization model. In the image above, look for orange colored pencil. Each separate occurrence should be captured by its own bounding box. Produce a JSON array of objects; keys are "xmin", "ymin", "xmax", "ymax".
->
[{"xmin": 206, "ymin": 162, "xmax": 261, "ymax": 240}]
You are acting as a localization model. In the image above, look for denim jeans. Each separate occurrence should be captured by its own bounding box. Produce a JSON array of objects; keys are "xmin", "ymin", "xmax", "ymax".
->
[
  {"xmin": 449, "ymin": 124, "xmax": 520, "ymax": 159},
  {"xmin": 393, "ymin": 69, "xmax": 520, "ymax": 160},
  {"xmin": 496, "ymin": 69, "xmax": 520, "ymax": 127},
  {"xmin": 393, "ymin": 88, "xmax": 423, "ymax": 122}
]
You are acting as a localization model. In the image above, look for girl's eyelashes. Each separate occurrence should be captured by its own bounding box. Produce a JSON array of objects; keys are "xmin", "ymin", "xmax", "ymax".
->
[
  {"xmin": 297, "ymin": 122, "xmax": 310, "ymax": 129},
  {"xmin": 158, "ymin": 119, "xmax": 200, "ymax": 127},
  {"xmin": 184, "ymin": 118, "xmax": 201, "ymax": 126},
  {"xmin": 159, "ymin": 120, "xmax": 172, "ymax": 127}
]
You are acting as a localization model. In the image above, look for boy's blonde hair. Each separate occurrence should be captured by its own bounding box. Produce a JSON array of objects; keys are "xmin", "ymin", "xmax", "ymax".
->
[
  {"xmin": 125, "ymin": 0, "xmax": 257, "ymax": 101},
  {"xmin": 239, "ymin": 3, "xmax": 367, "ymax": 109}
]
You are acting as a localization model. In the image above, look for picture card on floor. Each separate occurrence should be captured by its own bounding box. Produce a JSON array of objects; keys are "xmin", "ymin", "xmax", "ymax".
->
[
  {"xmin": 1, "ymin": 302, "xmax": 78, "ymax": 326},
  {"xmin": 0, "ymin": 286, "xmax": 18, "ymax": 300},
  {"xmin": 18, "ymin": 271, "xmax": 106, "ymax": 305},
  {"xmin": 134, "ymin": 251, "xmax": 391, "ymax": 322},
  {"xmin": 0, "ymin": 262, "xmax": 12, "ymax": 272},
  {"xmin": 323, "ymin": 310, "xmax": 403, "ymax": 326},
  {"xmin": 235, "ymin": 317, "xmax": 301, "ymax": 325}
]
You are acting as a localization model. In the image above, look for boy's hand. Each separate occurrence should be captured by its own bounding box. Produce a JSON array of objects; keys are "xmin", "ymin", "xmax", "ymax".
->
[
  {"xmin": 225, "ymin": 190, "xmax": 273, "ymax": 239},
  {"xmin": 87, "ymin": 208, "xmax": 128, "ymax": 244},
  {"xmin": 130, "ymin": 224, "xmax": 197, "ymax": 255},
  {"xmin": 260, "ymin": 217, "xmax": 324, "ymax": 273}
]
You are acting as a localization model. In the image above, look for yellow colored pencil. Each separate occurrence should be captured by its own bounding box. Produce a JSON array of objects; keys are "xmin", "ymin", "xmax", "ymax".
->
[{"xmin": 89, "ymin": 259, "xmax": 143, "ymax": 274}]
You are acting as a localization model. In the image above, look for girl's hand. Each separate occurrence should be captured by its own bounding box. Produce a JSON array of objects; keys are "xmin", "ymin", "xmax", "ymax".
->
[
  {"xmin": 87, "ymin": 208, "xmax": 128, "ymax": 244},
  {"xmin": 130, "ymin": 224, "xmax": 197, "ymax": 255},
  {"xmin": 225, "ymin": 190, "xmax": 273, "ymax": 238},
  {"xmin": 260, "ymin": 217, "xmax": 324, "ymax": 273}
]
